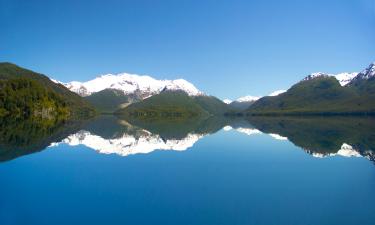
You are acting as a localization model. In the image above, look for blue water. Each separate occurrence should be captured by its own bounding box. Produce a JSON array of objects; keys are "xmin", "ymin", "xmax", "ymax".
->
[{"xmin": 0, "ymin": 127, "xmax": 374, "ymax": 225}]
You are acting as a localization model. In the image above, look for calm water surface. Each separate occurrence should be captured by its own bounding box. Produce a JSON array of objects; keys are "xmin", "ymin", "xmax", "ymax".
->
[{"xmin": 0, "ymin": 116, "xmax": 374, "ymax": 225}]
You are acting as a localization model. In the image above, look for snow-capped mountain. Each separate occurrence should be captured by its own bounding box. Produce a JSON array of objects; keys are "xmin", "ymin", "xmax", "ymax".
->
[
  {"xmin": 302, "ymin": 72, "xmax": 358, "ymax": 86},
  {"xmin": 268, "ymin": 90, "xmax": 286, "ymax": 96},
  {"xmin": 223, "ymin": 96, "xmax": 260, "ymax": 104},
  {"xmin": 299, "ymin": 62, "xmax": 375, "ymax": 86},
  {"xmin": 223, "ymin": 90, "xmax": 286, "ymax": 105},
  {"xmin": 350, "ymin": 62, "xmax": 375, "ymax": 82},
  {"xmin": 54, "ymin": 72, "xmax": 203, "ymax": 97},
  {"xmin": 50, "ymin": 130, "xmax": 205, "ymax": 157},
  {"xmin": 335, "ymin": 72, "xmax": 358, "ymax": 86},
  {"xmin": 236, "ymin": 96, "xmax": 261, "ymax": 102},
  {"xmin": 223, "ymin": 96, "xmax": 261, "ymax": 110},
  {"xmin": 223, "ymin": 63, "xmax": 375, "ymax": 105},
  {"xmin": 223, "ymin": 99, "xmax": 233, "ymax": 104}
]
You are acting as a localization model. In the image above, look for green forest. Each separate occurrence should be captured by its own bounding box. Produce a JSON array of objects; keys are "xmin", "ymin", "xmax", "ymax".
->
[{"xmin": 0, "ymin": 78, "xmax": 69, "ymax": 118}]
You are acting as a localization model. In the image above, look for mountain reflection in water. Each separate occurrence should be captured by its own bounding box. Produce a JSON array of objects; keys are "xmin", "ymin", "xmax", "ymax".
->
[{"xmin": 1, "ymin": 115, "xmax": 375, "ymax": 163}]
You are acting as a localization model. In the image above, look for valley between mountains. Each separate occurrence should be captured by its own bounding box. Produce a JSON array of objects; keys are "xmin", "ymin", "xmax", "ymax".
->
[{"xmin": 0, "ymin": 61, "xmax": 375, "ymax": 121}]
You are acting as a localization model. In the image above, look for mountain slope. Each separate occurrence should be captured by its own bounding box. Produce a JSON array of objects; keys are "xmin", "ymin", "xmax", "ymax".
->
[
  {"xmin": 247, "ymin": 62, "xmax": 375, "ymax": 115},
  {"xmin": 348, "ymin": 62, "xmax": 375, "ymax": 95},
  {"xmin": 85, "ymin": 88, "xmax": 136, "ymax": 113},
  {"xmin": 0, "ymin": 78, "xmax": 69, "ymax": 118},
  {"xmin": 194, "ymin": 95, "xmax": 232, "ymax": 115},
  {"xmin": 0, "ymin": 63, "xmax": 96, "ymax": 118},
  {"xmin": 116, "ymin": 90, "xmax": 234, "ymax": 119},
  {"xmin": 116, "ymin": 91, "xmax": 209, "ymax": 119},
  {"xmin": 55, "ymin": 72, "xmax": 204, "ymax": 113},
  {"xmin": 228, "ymin": 97, "xmax": 260, "ymax": 110},
  {"xmin": 225, "ymin": 92, "xmax": 286, "ymax": 111}
]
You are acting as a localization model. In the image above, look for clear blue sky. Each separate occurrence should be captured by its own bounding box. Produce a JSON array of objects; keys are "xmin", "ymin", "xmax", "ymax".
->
[{"xmin": 1, "ymin": 0, "xmax": 374, "ymax": 99}]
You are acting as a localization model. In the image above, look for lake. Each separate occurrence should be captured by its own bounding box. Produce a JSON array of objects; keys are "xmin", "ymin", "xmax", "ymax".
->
[{"xmin": 0, "ymin": 115, "xmax": 375, "ymax": 225}]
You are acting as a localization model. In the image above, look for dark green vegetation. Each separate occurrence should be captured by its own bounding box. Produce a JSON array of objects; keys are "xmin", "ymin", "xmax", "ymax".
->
[
  {"xmin": 123, "ymin": 115, "xmax": 229, "ymax": 140},
  {"xmin": 0, "ymin": 116, "xmax": 84, "ymax": 162},
  {"xmin": 116, "ymin": 91, "xmax": 232, "ymax": 120},
  {"xmin": 229, "ymin": 100, "xmax": 256, "ymax": 111},
  {"xmin": 2, "ymin": 113, "xmax": 375, "ymax": 163},
  {"xmin": 0, "ymin": 62, "xmax": 96, "ymax": 118},
  {"xmin": 194, "ymin": 95, "xmax": 232, "ymax": 115},
  {"xmin": 0, "ymin": 78, "xmax": 69, "ymax": 118},
  {"xmin": 85, "ymin": 88, "xmax": 133, "ymax": 113},
  {"xmin": 247, "ymin": 75, "xmax": 375, "ymax": 115},
  {"xmin": 113, "ymin": 63, "xmax": 375, "ymax": 117},
  {"xmin": 247, "ymin": 116, "xmax": 375, "ymax": 160}
]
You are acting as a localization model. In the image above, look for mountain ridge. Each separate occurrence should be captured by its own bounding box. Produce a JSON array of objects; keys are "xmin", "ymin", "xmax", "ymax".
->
[
  {"xmin": 247, "ymin": 62, "xmax": 375, "ymax": 115},
  {"xmin": 54, "ymin": 72, "xmax": 204, "ymax": 97}
]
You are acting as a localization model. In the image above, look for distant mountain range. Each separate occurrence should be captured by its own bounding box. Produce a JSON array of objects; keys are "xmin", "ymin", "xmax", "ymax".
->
[
  {"xmin": 223, "ymin": 90, "xmax": 286, "ymax": 110},
  {"xmin": 48, "ymin": 61, "xmax": 375, "ymax": 116},
  {"xmin": 1, "ymin": 61, "xmax": 374, "ymax": 118},
  {"xmin": 247, "ymin": 62, "xmax": 375, "ymax": 115},
  {"xmin": 115, "ymin": 90, "xmax": 229, "ymax": 119},
  {"xmin": 53, "ymin": 72, "xmax": 204, "ymax": 113}
]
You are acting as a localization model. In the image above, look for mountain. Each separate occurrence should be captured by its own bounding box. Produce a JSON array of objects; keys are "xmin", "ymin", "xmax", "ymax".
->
[
  {"xmin": 268, "ymin": 90, "xmax": 287, "ymax": 96},
  {"xmin": 56, "ymin": 72, "xmax": 203, "ymax": 97},
  {"xmin": 116, "ymin": 90, "xmax": 232, "ymax": 119},
  {"xmin": 227, "ymin": 96, "xmax": 260, "ymax": 110},
  {"xmin": 302, "ymin": 72, "xmax": 358, "ymax": 86},
  {"xmin": 347, "ymin": 62, "xmax": 375, "ymax": 95},
  {"xmin": 0, "ymin": 77, "xmax": 69, "ymax": 118},
  {"xmin": 0, "ymin": 63, "xmax": 96, "ymax": 118},
  {"xmin": 194, "ymin": 95, "xmax": 232, "ymax": 115},
  {"xmin": 54, "ymin": 72, "xmax": 204, "ymax": 113},
  {"xmin": 84, "ymin": 88, "xmax": 135, "ymax": 113},
  {"xmin": 225, "ymin": 91, "xmax": 286, "ymax": 111},
  {"xmin": 247, "ymin": 62, "xmax": 375, "ymax": 115},
  {"xmin": 115, "ymin": 91, "xmax": 209, "ymax": 119}
]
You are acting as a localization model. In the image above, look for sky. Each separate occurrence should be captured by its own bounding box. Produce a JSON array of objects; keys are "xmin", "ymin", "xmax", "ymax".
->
[{"xmin": 1, "ymin": 0, "xmax": 374, "ymax": 99}]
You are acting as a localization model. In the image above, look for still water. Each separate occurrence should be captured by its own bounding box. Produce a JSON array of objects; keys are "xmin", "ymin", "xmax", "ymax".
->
[{"xmin": 0, "ymin": 116, "xmax": 375, "ymax": 225}]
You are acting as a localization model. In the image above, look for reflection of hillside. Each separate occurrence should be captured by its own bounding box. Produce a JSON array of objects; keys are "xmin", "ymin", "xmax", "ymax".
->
[
  {"xmin": 0, "ymin": 117, "xmax": 84, "ymax": 162},
  {"xmin": 247, "ymin": 116, "xmax": 375, "ymax": 161},
  {"xmin": 4, "ymin": 114, "xmax": 374, "ymax": 162},
  {"xmin": 54, "ymin": 116, "xmax": 231, "ymax": 156},
  {"xmin": 121, "ymin": 115, "xmax": 229, "ymax": 140}
]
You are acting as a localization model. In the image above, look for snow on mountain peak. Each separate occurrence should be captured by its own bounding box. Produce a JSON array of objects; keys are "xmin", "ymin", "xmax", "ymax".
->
[
  {"xmin": 223, "ymin": 99, "xmax": 232, "ymax": 104},
  {"xmin": 302, "ymin": 72, "xmax": 330, "ymax": 82},
  {"xmin": 356, "ymin": 62, "xmax": 375, "ymax": 80},
  {"xmin": 268, "ymin": 90, "xmax": 286, "ymax": 96},
  {"xmin": 54, "ymin": 72, "xmax": 203, "ymax": 97},
  {"xmin": 334, "ymin": 72, "xmax": 358, "ymax": 86},
  {"xmin": 236, "ymin": 96, "xmax": 261, "ymax": 102},
  {"xmin": 222, "ymin": 96, "xmax": 260, "ymax": 104},
  {"xmin": 303, "ymin": 72, "xmax": 358, "ymax": 86},
  {"xmin": 163, "ymin": 78, "xmax": 202, "ymax": 95},
  {"xmin": 223, "ymin": 90, "xmax": 286, "ymax": 104}
]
